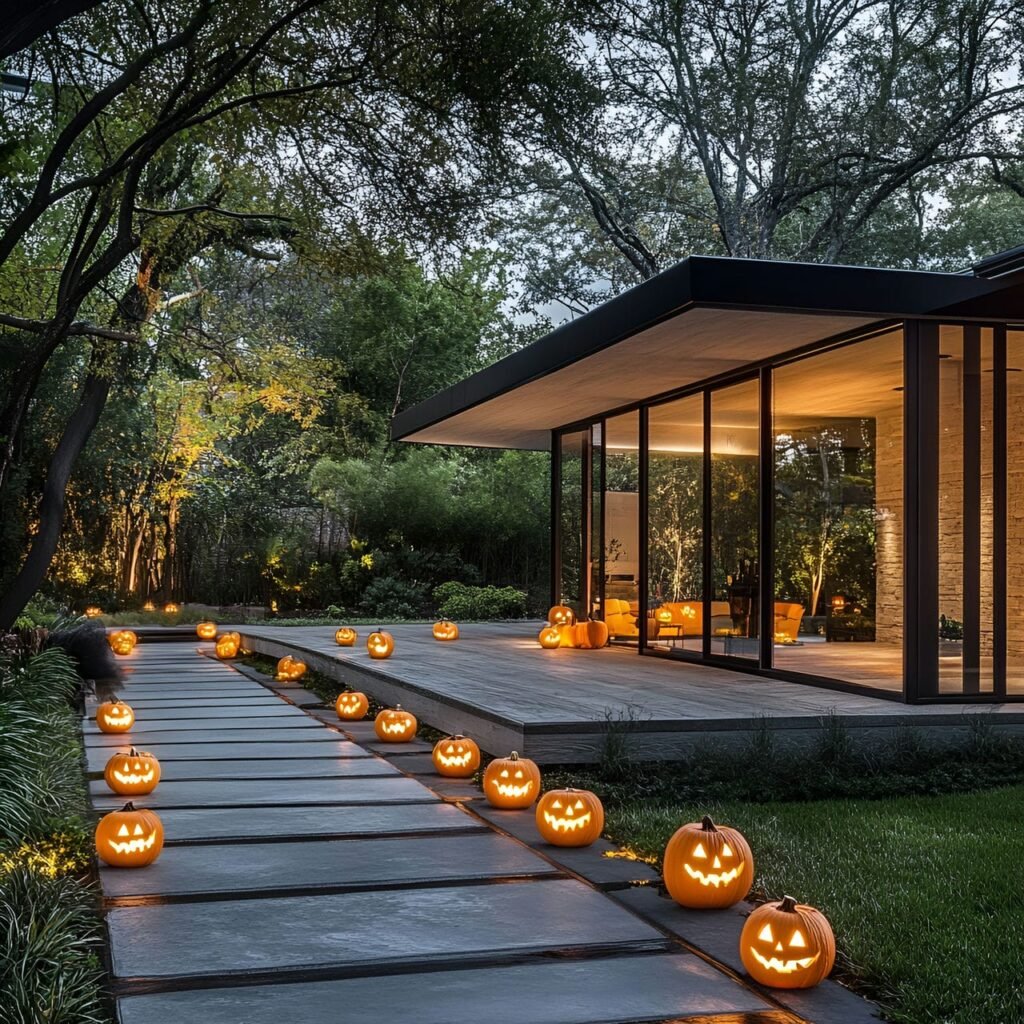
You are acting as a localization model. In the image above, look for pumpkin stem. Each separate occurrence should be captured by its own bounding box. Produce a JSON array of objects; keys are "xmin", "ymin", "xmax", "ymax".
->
[
  {"xmin": 129, "ymin": 747, "xmax": 138, "ymax": 756},
  {"xmin": 509, "ymin": 751, "xmax": 520, "ymax": 760},
  {"xmin": 779, "ymin": 895, "xmax": 799, "ymax": 913},
  {"xmin": 700, "ymin": 815, "xmax": 718, "ymax": 832},
  {"xmin": 122, "ymin": 802, "xmax": 135, "ymax": 812}
]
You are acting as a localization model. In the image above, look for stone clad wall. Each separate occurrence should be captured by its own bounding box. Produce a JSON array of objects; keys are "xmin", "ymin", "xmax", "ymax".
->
[{"xmin": 874, "ymin": 407, "xmax": 904, "ymax": 645}]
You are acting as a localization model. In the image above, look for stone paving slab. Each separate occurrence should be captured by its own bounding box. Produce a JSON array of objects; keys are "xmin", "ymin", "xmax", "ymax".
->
[
  {"xmin": 90, "ymin": 775, "xmax": 438, "ymax": 809},
  {"xmin": 106, "ymin": 879, "xmax": 667, "ymax": 982},
  {"xmin": 89, "ymin": 756, "xmax": 398, "ymax": 784},
  {"xmin": 85, "ymin": 739, "xmax": 364, "ymax": 771},
  {"xmin": 84, "ymin": 704, "xmax": 309, "ymax": 726},
  {"xmin": 115, "ymin": 952, "xmax": 774, "ymax": 1024},
  {"xmin": 155, "ymin": 802, "xmax": 485, "ymax": 843},
  {"xmin": 85, "ymin": 723, "xmax": 324, "ymax": 746},
  {"xmin": 101, "ymin": 833, "xmax": 558, "ymax": 900},
  {"xmin": 90, "ymin": 695, "xmax": 284, "ymax": 708}
]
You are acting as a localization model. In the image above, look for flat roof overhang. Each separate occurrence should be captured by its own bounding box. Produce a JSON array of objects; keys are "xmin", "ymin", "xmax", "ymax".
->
[{"xmin": 391, "ymin": 255, "xmax": 1024, "ymax": 450}]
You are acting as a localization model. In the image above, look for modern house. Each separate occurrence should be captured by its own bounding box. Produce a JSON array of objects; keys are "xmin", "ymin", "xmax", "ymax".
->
[{"xmin": 392, "ymin": 253, "xmax": 1024, "ymax": 704}]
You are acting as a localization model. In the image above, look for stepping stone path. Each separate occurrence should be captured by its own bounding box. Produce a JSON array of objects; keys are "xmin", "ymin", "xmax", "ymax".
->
[{"xmin": 85, "ymin": 641, "xmax": 870, "ymax": 1024}]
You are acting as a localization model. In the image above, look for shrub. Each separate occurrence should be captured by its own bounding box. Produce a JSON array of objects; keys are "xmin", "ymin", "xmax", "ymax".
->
[
  {"xmin": 433, "ymin": 581, "xmax": 528, "ymax": 621},
  {"xmin": 358, "ymin": 576, "xmax": 427, "ymax": 619}
]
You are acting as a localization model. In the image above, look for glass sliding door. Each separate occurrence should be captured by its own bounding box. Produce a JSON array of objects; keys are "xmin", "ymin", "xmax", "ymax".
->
[
  {"xmin": 1008, "ymin": 330, "xmax": 1024, "ymax": 694},
  {"xmin": 589, "ymin": 423, "xmax": 603, "ymax": 621},
  {"xmin": 557, "ymin": 430, "xmax": 586, "ymax": 618},
  {"xmin": 602, "ymin": 412, "xmax": 641, "ymax": 644}
]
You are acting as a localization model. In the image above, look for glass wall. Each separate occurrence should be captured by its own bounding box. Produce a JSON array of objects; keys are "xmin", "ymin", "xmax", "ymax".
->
[
  {"xmin": 771, "ymin": 329, "xmax": 904, "ymax": 688},
  {"xmin": 558, "ymin": 430, "xmax": 586, "ymax": 617},
  {"xmin": 602, "ymin": 413, "xmax": 640, "ymax": 643},
  {"xmin": 589, "ymin": 423, "xmax": 603, "ymax": 620},
  {"xmin": 647, "ymin": 395, "xmax": 704, "ymax": 654},
  {"xmin": 1009, "ymin": 330, "xmax": 1024, "ymax": 694}
]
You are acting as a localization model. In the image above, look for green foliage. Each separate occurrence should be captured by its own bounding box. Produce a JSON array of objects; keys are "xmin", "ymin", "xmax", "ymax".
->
[
  {"xmin": 358, "ymin": 577, "xmax": 428, "ymax": 619},
  {"xmin": 433, "ymin": 581, "xmax": 528, "ymax": 620}
]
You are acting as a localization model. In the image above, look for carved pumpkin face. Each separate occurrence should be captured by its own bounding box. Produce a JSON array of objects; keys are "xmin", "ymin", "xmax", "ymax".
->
[
  {"xmin": 538, "ymin": 625, "xmax": 561, "ymax": 649},
  {"xmin": 96, "ymin": 700, "xmax": 135, "ymax": 734},
  {"xmin": 432, "ymin": 619, "xmax": 459, "ymax": 641},
  {"xmin": 335, "ymin": 690, "xmax": 369, "ymax": 721},
  {"xmin": 142, "ymin": 601, "xmax": 155, "ymax": 612},
  {"xmin": 335, "ymin": 627, "xmax": 358, "ymax": 647},
  {"xmin": 108, "ymin": 630, "xmax": 137, "ymax": 656},
  {"xmin": 663, "ymin": 815, "xmax": 754, "ymax": 909},
  {"xmin": 367, "ymin": 630, "xmax": 394, "ymax": 659},
  {"xmin": 374, "ymin": 705, "xmax": 417, "ymax": 742},
  {"xmin": 535, "ymin": 788, "xmax": 604, "ymax": 846},
  {"xmin": 483, "ymin": 751, "xmax": 541, "ymax": 808},
  {"xmin": 275, "ymin": 655, "xmax": 307, "ymax": 681},
  {"xmin": 164, "ymin": 603, "xmax": 179, "ymax": 613},
  {"xmin": 104, "ymin": 747, "xmax": 161, "ymax": 795},
  {"xmin": 84, "ymin": 605, "xmax": 102, "ymax": 618},
  {"xmin": 431, "ymin": 735, "xmax": 481, "ymax": 777},
  {"xmin": 215, "ymin": 632, "xmax": 241, "ymax": 659},
  {"xmin": 95, "ymin": 802, "xmax": 164, "ymax": 867},
  {"xmin": 740, "ymin": 896, "xmax": 835, "ymax": 989},
  {"xmin": 547, "ymin": 605, "xmax": 575, "ymax": 626},
  {"xmin": 196, "ymin": 621, "xmax": 218, "ymax": 640}
]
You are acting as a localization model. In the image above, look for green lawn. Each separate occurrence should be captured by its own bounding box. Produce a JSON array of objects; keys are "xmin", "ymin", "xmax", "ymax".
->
[{"xmin": 606, "ymin": 786, "xmax": 1024, "ymax": 1024}]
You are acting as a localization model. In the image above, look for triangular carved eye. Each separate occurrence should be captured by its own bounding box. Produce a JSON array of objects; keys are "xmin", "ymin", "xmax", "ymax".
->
[
  {"xmin": 500, "ymin": 770, "xmax": 509, "ymax": 778},
  {"xmin": 446, "ymin": 745, "xmax": 455, "ymax": 754},
  {"xmin": 133, "ymin": 824, "xmax": 144, "ymax": 836},
  {"xmin": 117, "ymin": 824, "xmax": 129, "ymax": 837},
  {"xmin": 789, "ymin": 929, "xmax": 807, "ymax": 948},
  {"xmin": 574, "ymin": 800, "xmax": 585, "ymax": 810},
  {"xmin": 758, "ymin": 923, "xmax": 774, "ymax": 943},
  {"xmin": 693, "ymin": 842, "xmax": 707, "ymax": 859},
  {"xmin": 514, "ymin": 770, "xmax": 523, "ymax": 779},
  {"xmin": 722, "ymin": 842, "xmax": 733, "ymax": 857},
  {"xmin": 551, "ymin": 800, "xmax": 562, "ymax": 809}
]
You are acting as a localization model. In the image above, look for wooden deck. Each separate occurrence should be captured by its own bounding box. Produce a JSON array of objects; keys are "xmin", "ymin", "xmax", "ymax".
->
[{"xmin": 231, "ymin": 623, "xmax": 1024, "ymax": 763}]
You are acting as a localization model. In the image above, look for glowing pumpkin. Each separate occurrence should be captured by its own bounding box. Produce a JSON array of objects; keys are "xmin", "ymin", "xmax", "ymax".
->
[
  {"xmin": 367, "ymin": 630, "xmax": 394, "ymax": 659},
  {"xmin": 108, "ymin": 630, "xmax": 136, "ymax": 656},
  {"xmin": 740, "ymin": 895, "xmax": 836, "ymax": 989},
  {"xmin": 215, "ymin": 632, "xmax": 241, "ymax": 659},
  {"xmin": 573, "ymin": 619, "xmax": 609, "ymax": 649},
  {"xmin": 663, "ymin": 815, "xmax": 754, "ymax": 909},
  {"xmin": 96, "ymin": 699, "xmax": 135, "ymax": 734},
  {"xmin": 275, "ymin": 655, "xmax": 307, "ymax": 681},
  {"xmin": 335, "ymin": 690, "xmax": 369, "ymax": 721},
  {"xmin": 548, "ymin": 605, "xmax": 575, "ymax": 627},
  {"xmin": 535, "ymin": 788, "xmax": 604, "ymax": 846},
  {"xmin": 104, "ymin": 747, "xmax": 161, "ymax": 796},
  {"xmin": 335, "ymin": 627, "xmax": 358, "ymax": 647},
  {"xmin": 432, "ymin": 734, "xmax": 481, "ymax": 777},
  {"xmin": 164, "ymin": 603, "xmax": 179, "ymax": 613},
  {"xmin": 432, "ymin": 619, "xmax": 459, "ymax": 641},
  {"xmin": 95, "ymin": 802, "xmax": 164, "ymax": 868},
  {"xmin": 196, "ymin": 621, "xmax": 217, "ymax": 640},
  {"xmin": 374, "ymin": 705, "xmax": 417, "ymax": 742},
  {"xmin": 538, "ymin": 625, "xmax": 561, "ymax": 649},
  {"xmin": 483, "ymin": 751, "xmax": 541, "ymax": 808},
  {"xmin": 142, "ymin": 601, "xmax": 155, "ymax": 612},
  {"xmin": 84, "ymin": 606, "xmax": 102, "ymax": 618}
]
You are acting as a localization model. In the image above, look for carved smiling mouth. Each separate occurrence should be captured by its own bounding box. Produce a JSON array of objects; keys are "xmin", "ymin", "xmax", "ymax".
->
[
  {"xmin": 542, "ymin": 810, "xmax": 592, "ymax": 832},
  {"xmin": 438, "ymin": 751, "xmax": 473, "ymax": 767},
  {"xmin": 749, "ymin": 948, "xmax": 819, "ymax": 974},
  {"xmin": 380, "ymin": 722, "xmax": 410, "ymax": 735},
  {"xmin": 107, "ymin": 830, "xmax": 158, "ymax": 855},
  {"xmin": 493, "ymin": 781, "xmax": 533, "ymax": 798},
  {"xmin": 684, "ymin": 862, "xmax": 745, "ymax": 888},
  {"xmin": 113, "ymin": 769, "xmax": 155, "ymax": 786},
  {"xmin": 104, "ymin": 715, "xmax": 131, "ymax": 726}
]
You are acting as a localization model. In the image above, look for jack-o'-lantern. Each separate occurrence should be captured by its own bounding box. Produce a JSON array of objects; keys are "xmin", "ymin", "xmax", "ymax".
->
[
  {"xmin": 367, "ymin": 629, "xmax": 394, "ymax": 659},
  {"xmin": 96, "ymin": 699, "xmax": 135, "ymax": 734},
  {"xmin": 483, "ymin": 751, "xmax": 541, "ymax": 808},
  {"xmin": 94, "ymin": 802, "xmax": 164, "ymax": 867},
  {"xmin": 548, "ymin": 605, "xmax": 575, "ymax": 627},
  {"xmin": 335, "ymin": 627, "xmax": 358, "ymax": 647},
  {"xmin": 557, "ymin": 624, "xmax": 576, "ymax": 648},
  {"xmin": 655, "ymin": 606, "xmax": 673, "ymax": 624},
  {"xmin": 740, "ymin": 895, "xmax": 835, "ymax": 989},
  {"xmin": 196, "ymin": 621, "xmax": 217, "ymax": 640},
  {"xmin": 432, "ymin": 619, "xmax": 459, "ymax": 641},
  {"xmin": 215, "ymin": 631, "xmax": 241, "ymax": 659},
  {"xmin": 663, "ymin": 815, "xmax": 754, "ymax": 909},
  {"xmin": 335, "ymin": 690, "xmax": 369, "ymax": 720},
  {"xmin": 374, "ymin": 704, "xmax": 417, "ymax": 741},
  {"xmin": 538, "ymin": 625, "xmax": 561, "ymax": 649},
  {"xmin": 164, "ymin": 602, "xmax": 179, "ymax": 613},
  {"xmin": 432, "ymin": 734, "xmax": 481, "ymax": 777},
  {"xmin": 142, "ymin": 601, "xmax": 155, "ymax": 612},
  {"xmin": 535, "ymin": 788, "xmax": 604, "ymax": 846},
  {"xmin": 84, "ymin": 605, "xmax": 102, "ymax": 618},
  {"xmin": 573, "ymin": 619, "xmax": 609, "ymax": 650},
  {"xmin": 108, "ymin": 630, "xmax": 136, "ymax": 656},
  {"xmin": 104, "ymin": 747, "xmax": 161, "ymax": 796},
  {"xmin": 275, "ymin": 655, "xmax": 307, "ymax": 681}
]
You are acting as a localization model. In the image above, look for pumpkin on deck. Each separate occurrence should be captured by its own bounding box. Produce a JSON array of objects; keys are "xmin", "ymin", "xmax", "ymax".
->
[
  {"xmin": 196, "ymin": 621, "xmax": 217, "ymax": 640},
  {"xmin": 163, "ymin": 603, "xmax": 179, "ymax": 613},
  {"xmin": 95, "ymin": 802, "xmax": 164, "ymax": 867},
  {"xmin": 547, "ymin": 605, "xmax": 575, "ymax": 627},
  {"xmin": 663, "ymin": 815, "xmax": 754, "ymax": 909},
  {"xmin": 367, "ymin": 630, "xmax": 394, "ymax": 659},
  {"xmin": 104, "ymin": 748, "xmax": 161, "ymax": 796},
  {"xmin": 432, "ymin": 734, "xmax": 480, "ymax": 777},
  {"xmin": 335, "ymin": 691, "xmax": 369, "ymax": 721},
  {"xmin": 740, "ymin": 895, "xmax": 835, "ymax": 989},
  {"xmin": 573, "ymin": 619, "xmax": 609, "ymax": 649},
  {"xmin": 84, "ymin": 606, "xmax": 102, "ymax": 618},
  {"xmin": 96, "ymin": 700, "xmax": 135, "ymax": 734},
  {"xmin": 374, "ymin": 705, "xmax": 417, "ymax": 742},
  {"xmin": 432, "ymin": 619, "xmax": 459, "ymax": 642},
  {"xmin": 538, "ymin": 624, "xmax": 561, "ymax": 649},
  {"xmin": 275, "ymin": 655, "xmax": 307, "ymax": 681},
  {"xmin": 215, "ymin": 632, "xmax": 241, "ymax": 659},
  {"xmin": 108, "ymin": 630, "xmax": 137, "ymax": 656},
  {"xmin": 535, "ymin": 788, "xmax": 604, "ymax": 846},
  {"xmin": 483, "ymin": 751, "xmax": 541, "ymax": 808},
  {"xmin": 335, "ymin": 627, "xmax": 358, "ymax": 647}
]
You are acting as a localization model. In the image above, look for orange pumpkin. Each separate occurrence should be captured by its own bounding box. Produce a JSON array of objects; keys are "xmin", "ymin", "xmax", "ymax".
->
[
  {"xmin": 84, "ymin": 605, "xmax": 102, "ymax": 618},
  {"xmin": 557, "ymin": 624, "xmax": 577, "ymax": 648},
  {"xmin": 483, "ymin": 751, "xmax": 541, "ymax": 808},
  {"xmin": 335, "ymin": 627, "xmax": 358, "ymax": 647},
  {"xmin": 275, "ymin": 655, "xmax": 307, "ymax": 681},
  {"xmin": 535, "ymin": 788, "xmax": 604, "ymax": 846},
  {"xmin": 95, "ymin": 802, "xmax": 164, "ymax": 867},
  {"xmin": 573, "ymin": 619, "xmax": 609, "ymax": 649},
  {"xmin": 740, "ymin": 895, "xmax": 836, "ymax": 989},
  {"xmin": 432, "ymin": 735, "xmax": 481, "ymax": 777},
  {"xmin": 196, "ymin": 621, "xmax": 217, "ymax": 640},
  {"xmin": 163, "ymin": 603, "xmax": 179, "ymax": 613},
  {"xmin": 374, "ymin": 705, "xmax": 417, "ymax": 742},
  {"xmin": 215, "ymin": 631, "xmax": 241, "ymax": 659},
  {"xmin": 538, "ymin": 625, "xmax": 561, "ymax": 649},
  {"xmin": 108, "ymin": 630, "xmax": 137, "ymax": 656},
  {"xmin": 96, "ymin": 699, "xmax": 134, "ymax": 733},
  {"xmin": 335, "ymin": 690, "xmax": 369, "ymax": 720},
  {"xmin": 142, "ymin": 601, "xmax": 155, "ymax": 612},
  {"xmin": 663, "ymin": 815, "xmax": 754, "ymax": 909},
  {"xmin": 548, "ymin": 604, "xmax": 575, "ymax": 626},
  {"xmin": 432, "ymin": 619, "xmax": 459, "ymax": 641},
  {"xmin": 104, "ymin": 747, "xmax": 161, "ymax": 796},
  {"xmin": 367, "ymin": 630, "xmax": 394, "ymax": 659}
]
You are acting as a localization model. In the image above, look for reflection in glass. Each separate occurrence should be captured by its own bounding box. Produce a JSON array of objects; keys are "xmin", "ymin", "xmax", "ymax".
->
[
  {"xmin": 602, "ymin": 413, "xmax": 640, "ymax": 644},
  {"xmin": 558, "ymin": 431, "xmax": 585, "ymax": 617}
]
